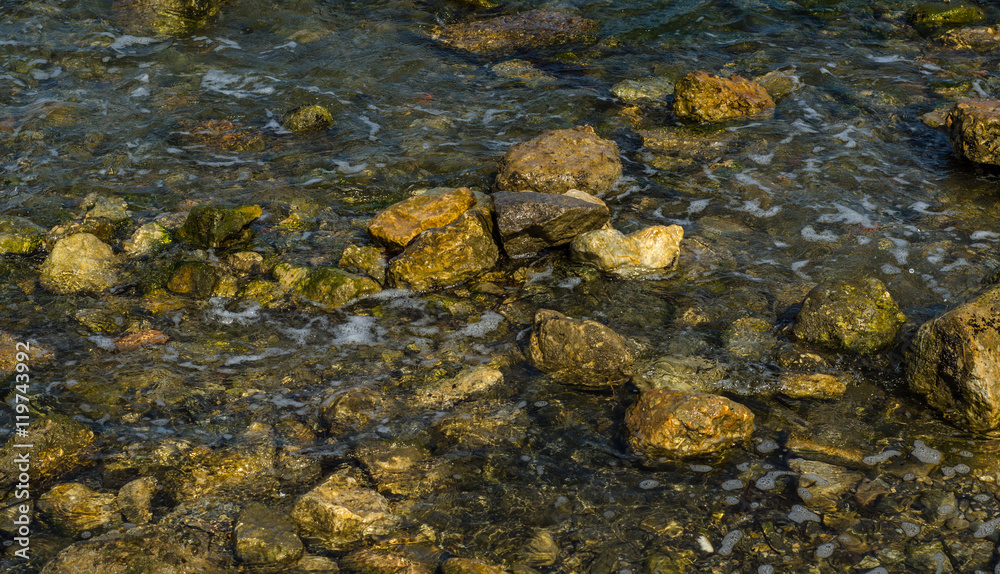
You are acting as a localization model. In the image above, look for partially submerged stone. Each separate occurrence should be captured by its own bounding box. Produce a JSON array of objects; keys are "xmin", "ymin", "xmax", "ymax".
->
[
  {"xmin": 123, "ymin": 222, "xmax": 171, "ymax": 258},
  {"xmin": 430, "ymin": 10, "xmax": 599, "ymax": 55},
  {"xmin": 283, "ymin": 104, "xmax": 333, "ymax": 132},
  {"xmin": 945, "ymin": 99, "xmax": 1000, "ymax": 166},
  {"xmin": 632, "ymin": 355, "xmax": 728, "ymax": 393},
  {"xmin": 175, "ymin": 205, "xmax": 262, "ymax": 249},
  {"xmin": 778, "ymin": 373, "xmax": 847, "ymax": 400},
  {"xmin": 37, "ymin": 483, "xmax": 119, "ymax": 535},
  {"xmin": 112, "ymin": 0, "xmax": 228, "ymax": 36},
  {"xmin": 275, "ymin": 263, "xmax": 381, "ymax": 310},
  {"xmin": 570, "ymin": 225, "xmax": 683, "ymax": 275},
  {"xmin": 0, "ymin": 215, "xmax": 46, "ymax": 254},
  {"xmin": 234, "ymin": 503, "xmax": 304, "ymax": 569},
  {"xmin": 673, "ymin": 70, "xmax": 775, "ymax": 123},
  {"xmin": 340, "ymin": 548, "xmax": 436, "ymax": 574},
  {"xmin": 413, "ymin": 365, "xmax": 504, "ymax": 408},
  {"xmin": 84, "ymin": 195, "xmax": 130, "ymax": 222},
  {"xmin": 625, "ymin": 390, "xmax": 755, "ymax": 459},
  {"xmin": 789, "ymin": 458, "xmax": 865, "ymax": 512},
  {"xmin": 639, "ymin": 127, "xmax": 737, "ymax": 163},
  {"xmin": 367, "ymin": 187, "xmax": 477, "ymax": 250},
  {"xmin": 752, "ymin": 68, "xmax": 802, "ymax": 101},
  {"xmin": 339, "ymin": 244, "xmax": 387, "ymax": 284},
  {"xmin": 907, "ymin": 2, "xmax": 985, "ymax": 34},
  {"xmin": 528, "ymin": 309, "xmax": 635, "ymax": 387},
  {"xmin": 493, "ymin": 190, "xmax": 610, "ymax": 257},
  {"xmin": 792, "ymin": 277, "xmax": 905, "ymax": 354},
  {"xmin": 496, "ymin": 125, "xmax": 622, "ymax": 197},
  {"xmin": 40, "ymin": 233, "xmax": 120, "ymax": 294},
  {"xmin": 117, "ymin": 476, "xmax": 157, "ymax": 524},
  {"xmin": 906, "ymin": 283, "xmax": 1000, "ymax": 431},
  {"xmin": 166, "ymin": 261, "xmax": 218, "ymax": 299},
  {"xmin": 611, "ymin": 77, "xmax": 675, "ymax": 104}
]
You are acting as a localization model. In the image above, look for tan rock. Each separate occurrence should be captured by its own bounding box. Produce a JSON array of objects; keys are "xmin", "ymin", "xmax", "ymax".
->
[
  {"xmin": 625, "ymin": 390, "xmax": 754, "ymax": 459},
  {"xmin": 570, "ymin": 225, "xmax": 683, "ymax": 274},
  {"xmin": 496, "ymin": 125, "xmax": 622, "ymax": 197},
  {"xmin": 40, "ymin": 233, "xmax": 119, "ymax": 294},
  {"xmin": 368, "ymin": 187, "xmax": 477, "ymax": 250},
  {"xmin": 673, "ymin": 70, "xmax": 775, "ymax": 123}
]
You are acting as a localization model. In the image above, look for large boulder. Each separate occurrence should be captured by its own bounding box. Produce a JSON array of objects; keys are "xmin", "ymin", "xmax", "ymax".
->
[
  {"xmin": 492, "ymin": 190, "xmax": 609, "ymax": 257},
  {"xmin": 495, "ymin": 126, "xmax": 622, "ymax": 197},
  {"xmin": 792, "ymin": 277, "xmax": 906, "ymax": 354},
  {"xmin": 175, "ymin": 205, "xmax": 261, "ymax": 249},
  {"xmin": 570, "ymin": 225, "xmax": 683, "ymax": 275},
  {"xmin": 40, "ymin": 233, "xmax": 120, "ymax": 294},
  {"xmin": 274, "ymin": 264, "xmax": 381, "ymax": 310},
  {"xmin": 430, "ymin": 10, "xmax": 599, "ymax": 55},
  {"xmin": 945, "ymin": 99, "xmax": 1000, "ymax": 166},
  {"xmin": 625, "ymin": 390, "xmax": 755, "ymax": 459},
  {"xmin": 367, "ymin": 187, "xmax": 477, "ymax": 251},
  {"xmin": 906, "ymin": 284, "xmax": 1000, "ymax": 431},
  {"xmin": 672, "ymin": 70, "xmax": 775, "ymax": 123},
  {"xmin": 387, "ymin": 209, "xmax": 499, "ymax": 291},
  {"xmin": 111, "ymin": 0, "xmax": 228, "ymax": 36},
  {"xmin": 528, "ymin": 309, "xmax": 635, "ymax": 387}
]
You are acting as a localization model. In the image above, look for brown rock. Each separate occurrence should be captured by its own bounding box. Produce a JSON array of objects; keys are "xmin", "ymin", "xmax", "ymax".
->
[
  {"xmin": 37, "ymin": 483, "xmax": 119, "ymax": 535},
  {"xmin": 496, "ymin": 126, "xmax": 622, "ymax": 197},
  {"xmin": 368, "ymin": 188, "xmax": 477, "ymax": 250},
  {"xmin": 940, "ymin": 26, "xmax": 1000, "ymax": 51},
  {"xmin": 672, "ymin": 70, "xmax": 775, "ymax": 123},
  {"xmin": 430, "ymin": 10, "xmax": 599, "ymax": 55},
  {"xmin": 625, "ymin": 390, "xmax": 754, "ymax": 459},
  {"xmin": 340, "ymin": 548, "xmax": 436, "ymax": 574},
  {"xmin": 528, "ymin": 309, "xmax": 634, "ymax": 387},
  {"xmin": 789, "ymin": 458, "xmax": 865, "ymax": 512},
  {"xmin": 113, "ymin": 329, "xmax": 170, "ymax": 353},
  {"xmin": 387, "ymin": 209, "xmax": 499, "ymax": 291},
  {"xmin": 778, "ymin": 373, "xmax": 847, "ymax": 399},
  {"xmin": 945, "ymin": 99, "xmax": 1000, "ymax": 166}
]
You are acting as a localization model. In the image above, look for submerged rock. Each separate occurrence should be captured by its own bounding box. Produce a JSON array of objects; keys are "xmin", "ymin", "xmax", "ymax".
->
[
  {"xmin": 752, "ymin": 68, "xmax": 802, "ymax": 100},
  {"xmin": 117, "ymin": 476, "xmax": 157, "ymax": 524},
  {"xmin": 570, "ymin": 225, "xmax": 683, "ymax": 275},
  {"xmin": 528, "ymin": 309, "xmax": 635, "ymax": 387},
  {"xmin": 777, "ymin": 373, "xmax": 847, "ymax": 400},
  {"xmin": 412, "ymin": 365, "xmax": 504, "ymax": 408},
  {"xmin": 166, "ymin": 261, "xmax": 218, "ymax": 299},
  {"xmin": 519, "ymin": 529, "xmax": 560, "ymax": 567},
  {"xmin": 493, "ymin": 190, "xmax": 609, "ymax": 257},
  {"xmin": 340, "ymin": 548, "xmax": 436, "ymax": 574},
  {"xmin": 0, "ymin": 215, "xmax": 46, "ymax": 254},
  {"xmin": 0, "ymin": 330, "xmax": 53, "ymax": 377},
  {"xmin": 37, "ymin": 482, "xmax": 119, "ymax": 535},
  {"xmin": 442, "ymin": 557, "xmax": 507, "ymax": 574},
  {"xmin": 906, "ymin": 283, "xmax": 1000, "ymax": 431},
  {"xmin": 792, "ymin": 277, "xmax": 905, "ymax": 354},
  {"xmin": 945, "ymin": 99, "xmax": 1000, "ymax": 166},
  {"xmin": 632, "ymin": 355, "xmax": 728, "ymax": 393},
  {"xmin": 430, "ymin": 10, "xmax": 599, "ymax": 55},
  {"xmin": 234, "ymin": 503, "xmax": 304, "ymax": 569},
  {"xmin": 611, "ymin": 77, "xmax": 675, "ymax": 104},
  {"xmin": 496, "ymin": 126, "xmax": 622, "ymax": 197},
  {"xmin": 40, "ymin": 233, "xmax": 119, "ymax": 294},
  {"xmin": 112, "ymin": 0, "xmax": 228, "ymax": 36},
  {"xmin": 639, "ymin": 127, "xmax": 737, "ymax": 164},
  {"xmin": 175, "ymin": 205, "xmax": 262, "ymax": 249},
  {"xmin": 0, "ymin": 414, "xmax": 95, "ymax": 489},
  {"xmin": 939, "ymin": 26, "xmax": 1000, "ymax": 51},
  {"xmin": 672, "ymin": 70, "xmax": 775, "ymax": 123},
  {"xmin": 283, "ymin": 104, "xmax": 333, "ymax": 133},
  {"xmin": 625, "ymin": 390, "xmax": 755, "ymax": 459},
  {"xmin": 123, "ymin": 222, "xmax": 171, "ymax": 258},
  {"xmin": 368, "ymin": 187, "xmax": 477, "ymax": 251},
  {"xmin": 275, "ymin": 263, "xmax": 381, "ymax": 310},
  {"xmin": 387, "ymin": 209, "xmax": 499, "ymax": 291}
]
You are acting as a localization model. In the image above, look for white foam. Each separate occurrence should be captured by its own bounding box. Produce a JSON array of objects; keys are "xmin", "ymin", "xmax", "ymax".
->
[
  {"xmin": 201, "ymin": 69, "xmax": 275, "ymax": 98},
  {"xmin": 735, "ymin": 199, "xmax": 781, "ymax": 218},
  {"xmin": 87, "ymin": 336, "xmax": 118, "ymax": 351},
  {"xmin": 224, "ymin": 347, "xmax": 290, "ymax": 366},
  {"xmin": 868, "ymin": 54, "xmax": 907, "ymax": 63},
  {"xmin": 748, "ymin": 153, "xmax": 773, "ymax": 165},
  {"xmin": 801, "ymin": 225, "xmax": 838, "ymax": 242},
  {"xmin": 817, "ymin": 203, "xmax": 875, "ymax": 227},
  {"xmin": 735, "ymin": 172, "xmax": 771, "ymax": 192},
  {"xmin": 721, "ymin": 479, "xmax": 744, "ymax": 491},
  {"xmin": 110, "ymin": 35, "xmax": 160, "ymax": 52},
  {"xmin": 330, "ymin": 316, "xmax": 383, "ymax": 346},
  {"xmin": 815, "ymin": 542, "xmax": 835, "ymax": 558},
  {"xmin": 206, "ymin": 298, "xmax": 261, "ymax": 325},
  {"xmin": 863, "ymin": 449, "xmax": 901, "ymax": 465},
  {"xmin": 456, "ymin": 311, "xmax": 504, "ymax": 338},
  {"xmin": 972, "ymin": 231, "xmax": 1000, "ymax": 241},
  {"xmin": 787, "ymin": 504, "xmax": 821, "ymax": 523}
]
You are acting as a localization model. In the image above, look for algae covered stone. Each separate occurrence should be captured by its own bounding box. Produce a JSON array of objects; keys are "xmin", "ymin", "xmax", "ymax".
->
[
  {"xmin": 945, "ymin": 99, "xmax": 1000, "ymax": 166},
  {"xmin": 166, "ymin": 261, "xmax": 218, "ymax": 298},
  {"xmin": 283, "ymin": 104, "xmax": 333, "ymax": 132},
  {"xmin": 528, "ymin": 309, "xmax": 635, "ymax": 387},
  {"xmin": 275, "ymin": 263, "xmax": 381, "ymax": 310},
  {"xmin": 430, "ymin": 10, "xmax": 599, "ymax": 55},
  {"xmin": 123, "ymin": 222, "xmax": 171, "ymax": 257},
  {"xmin": 40, "ymin": 233, "xmax": 120, "ymax": 294},
  {"xmin": 792, "ymin": 277, "xmax": 905, "ymax": 354},
  {"xmin": 367, "ymin": 187, "xmax": 477, "ymax": 250},
  {"xmin": 907, "ymin": 2, "xmax": 985, "ymax": 34},
  {"xmin": 625, "ymin": 389, "xmax": 755, "ymax": 459},
  {"xmin": 112, "ymin": 0, "xmax": 228, "ymax": 36},
  {"xmin": 234, "ymin": 503, "xmax": 304, "ymax": 568},
  {"xmin": 673, "ymin": 70, "xmax": 775, "ymax": 123},
  {"xmin": 496, "ymin": 125, "xmax": 622, "ymax": 197},
  {"xmin": 175, "ymin": 204, "xmax": 262, "ymax": 249},
  {"xmin": 0, "ymin": 215, "xmax": 46, "ymax": 254}
]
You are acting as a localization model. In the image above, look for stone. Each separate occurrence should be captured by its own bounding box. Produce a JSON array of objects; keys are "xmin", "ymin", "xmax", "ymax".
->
[
  {"xmin": 40, "ymin": 233, "xmax": 119, "ymax": 294},
  {"xmin": 639, "ymin": 127, "xmax": 737, "ymax": 163},
  {"xmin": 528, "ymin": 309, "xmax": 635, "ymax": 387},
  {"xmin": 123, "ymin": 222, "xmax": 171, "ymax": 257},
  {"xmin": 0, "ymin": 331, "xmax": 53, "ymax": 377},
  {"xmin": 340, "ymin": 548, "xmax": 436, "ymax": 574},
  {"xmin": 624, "ymin": 390, "xmax": 754, "ymax": 459},
  {"xmin": 117, "ymin": 476, "xmax": 157, "ymax": 524},
  {"xmin": 234, "ymin": 503, "xmax": 304, "ymax": 569},
  {"xmin": 611, "ymin": 77, "xmax": 675, "ymax": 104},
  {"xmin": 905, "ymin": 284, "xmax": 1000, "ymax": 431},
  {"xmin": 274, "ymin": 263, "xmax": 381, "ymax": 310},
  {"xmin": 111, "ymin": 0, "xmax": 228, "ymax": 36},
  {"xmin": 226, "ymin": 251, "xmax": 266, "ymax": 275},
  {"xmin": 442, "ymin": 557, "xmax": 506, "ymax": 574},
  {"xmin": 939, "ymin": 26, "xmax": 1000, "ymax": 51},
  {"xmin": 283, "ymin": 105, "xmax": 333, "ymax": 132},
  {"xmin": 792, "ymin": 277, "xmax": 906, "ymax": 354},
  {"xmin": 495, "ymin": 125, "xmax": 622, "ymax": 197},
  {"xmin": 632, "ymin": 355, "xmax": 728, "ymax": 393},
  {"xmin": 37, "ymin": 483, "xmax": 119, "ymax": 535},
  {"xmin": 0, "ymin": 215, "xmax": 46, "ymax": 254},
  {"xmin": 723, "ymin": 317, "xmax": 777, "ymax": 361},
  {"xmin": 175, "ymin": 119, "xmax": 266, "ymax": 152},
  {"xmin": 789, "ymin": 458, "xmax": 865, "ymax": 512},
  {"xmin": 387, "ymin": 209, "xmax": 499, "ymax": 291},
  {"xmin": 412, "ymin": 365, "xmax": 504, "ymax": 408},
  {"xmin": 114, "ymin": 329, "xmax": 170, "ymax": 353},
  {"xmin": 166, "ymin": 261, "xmax": 218, "ymax": 298},
  {"xmin": 0, "ymin": 414, "xmax": 94, "ymax": 490},
  {"xmin": 368, "ymin": 187, "xmax": 477, "ymax": 250},
  {"xmin": 166, "ymin": 423, "xmax": 278, "ymax": 503},
  {"xmin": 672, "ymin": 70, "xmax": 775, "ymax": 123},
  {"xmin": 491, "ymin": 60, "xmax": 555, "ymax": 84},
  {"xmin": 907, "ymin": 3, "xmax": 985, "ymax": 33},
  {"xmin": 430, "ymin": 402, "xmax": 529, "ymax": 450},
  {"xmin": 493, "ymin": 190, "xmax": 610, "ymax": 257},
  {"xmin": 46, "ymin": 218, "xmax": 117, "ymax": 251},
  {"xmin": 778, "ymin": 373, "xmax": 847, "ymax": 399},
  {"xmin": 752, "ymin": 68, "xmax": 801, "ymax": 100},
  {"xmin": 175, "ymin": 205, "xmax": 262, "ymax": 249},
  {"xmin": 519, "ymin": 530, "xmax": 559, "ymax": 567},
  {"xmin": 945, "ymin": 99, "xmax": 1000, "ymax": 166},
  {"xmin": 339, "ymin": 245, "xmax": 387, "ymax": 284},
  {"xmin": 85, "ymin": 195, "xmax": 130, "ymax": 222},
  {"xmin": 570, "ymin": 225, "xmax": 683, "ymax": 275},
  {"xmin": 430, "ymin": 10, "xmax": 599, "ymax": 55},
  {"xmin": 290, "ymin": 467, "xmax": 400, "ymax": 552}
]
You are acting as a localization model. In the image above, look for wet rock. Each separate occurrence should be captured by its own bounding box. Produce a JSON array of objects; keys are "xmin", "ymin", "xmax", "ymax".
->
[
  {"xmin": 40, "ymin": 233, "xmax": 119, "ymax": 294},
  {"xmin": 75, "ymin": 304, "xmax": 130, "ymax": 335},
  {"xmin": 625, "ymin": 390, "xmax": 755, "ymax": 459},
  {"xmin": 906, "ymin": 283, "xmax": 1000, "ymax": 431},
  {"xmin": 123, "ymin": 222, "xmax": 171, "ymax": 258},
  {"xmin": 284, "ymin": 105, "xmax": 333, "ymax": 133},
  {"xmin": 168, "ymin": 423, "xmax": 278, "ymax": 503},
  {"xmin": 368, "ymin": 187, "xmax": 477, "ymax": 251},
  {"xmin": 493, "ymin": 190, "xmax": 610, "ymax": 257},
  {"xmin": 355, "ymin": 441, "xmax": 456, "ymax": 497},
  {"xmin": 430, "ymin": 402, "xmax": 529, "ymax": 450},
  {"xmin": 166, "ymin": 261, "xmax": 218, "ymax": 298},
  {"xmin": 752, "ymin": 68, "xmax": 802, "ymax": 100},
  {"xmin": 340, "ymin": 245, "xmax": 387, "ymax": 284},
  {"xmin": 387, "ymin": 209, "xmax": 499, "ymax": 292},
  {"xmin": 611, "ymin": 77, "xmax": 675, "ymax": 104},
  {"xmin": 234, "ymin": 502, "xmax": 304, "ymax": 569},
  {"xmin": 84, "ymin": 195, "xmax": 130, "ymax": 222},
  {"xmin": 175, "ymin": 204, "xmax": 262, "ymax": 249},
  {"xmin": 903, "ymin": 541, "xmax": 954, "ymax": 573},
  {"xmin": 39, "ymin": 524, "xmax": 229, "ymax": 574},
  {"xmin": 632, "ymin": 355, "xmax": 728, "ymax": 392},
  {"xmin": 0, "ymin": 413, "xmax": 95, "ymax": 490},
  {"xmin": 442, "ymin": 558, "xmax": 505, "ymax": 574},
  {"xmin": 37, "ymin": 482, "xmax": 119, "ymax": 535},
  {"xmin": 495, "ymin": 126, "xmax": 622, "ymax": 197},
  {"xmin": 113, "ymin": 329, "xmax": 170, "ymax": 353},
  {"xmin": 290, "ymin": 467, "xmax": 400, "ymax": 552},
  {"xmin": 792, "ymin": 277, "xmax": 905, "ymax": 354},
  {"xmin": 413, "ymin": 365, "xmax": 504, "ymax": 408},
  {"xmin": 723, "ymin": 317, "xmax": 777, "ymax": 361},
  {"xmin": 430, "ymin": 10, "xmax": 599, "ymax": 55},
  {"xmin": 939, "ymin": 26, "xmax": 1000, "ymax": 51},
  {"xmin": 275, "ymin": 263, "xmax": 381, "ymax": 310},
  {"xmin": 907, "ymin": 2, "xmax": 984, "ymax": 34},
  {"xmin": 175, "ymin": 119, "xmax": 267, "ymax": 152},
  {"xmin": 570, "ymin": 225, "xmax": 683, "ymax": 275},
  {"xmin": 492, "ymin": 60, "xmax": 555, "ymax": 85},
  {"xmin": 528, "ymin": 309, "xmax": 635, "ymax": 387},
  {"xmin": 227, "ymin": 251, "xmax": 267, "ymax": 275},
  {"xmin": 45, "ymin": 218, "xmax": 118, "ymax": 251},
  {"xmin": 0, "ymin": 215, "xmax": 46, "ymax": 254},
  {"xmin": 944, "ymin": 99, "xmax": 1000, "ymax": 166},
  {"xmin": 290, "ymin": 555, "xmax": 340, "ymax": 574},
  {"xmin": 117, "ymin": 476, "xmax": 157, "ymax": 524},
  {"xmin": 112, "ymin": 0, "xmax": 228, "ymax": 36},
  {"xmin": 519, "ymin": 529, "xmax": 559, "ymax": 567},
  {"xmin": 643, "ymin": 551, "xmax": 696, "ymax": 574},
  {"xmin": 340, "ymin": 548, "xmax": 436, "ymax": 574},
  {"xmin": 672, "ymin": 70, "xmax": 775, "ymax": 123},
  {"xmin": 777, "ymin": 373, "xmax": 847, "ymax": 399},
  {"xmin": 322, "ymin": 387, "xmax": 394, "ymax": 433},
  {"xmin": 639, "ymin": 127, "xmax": 736, "ymax": 164},
  {"xmin": 0, "ymin": 330, "xmax": 53, "ymax": 377},
  {"xmin": 789, "ymin": 458, "xmax": 864, "ymax": 512}
]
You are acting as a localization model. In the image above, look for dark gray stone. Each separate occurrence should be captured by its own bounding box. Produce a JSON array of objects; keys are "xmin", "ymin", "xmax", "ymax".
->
[{"xmin": 493, "ymin": 191, "xmax": 609, "ymax": 257}]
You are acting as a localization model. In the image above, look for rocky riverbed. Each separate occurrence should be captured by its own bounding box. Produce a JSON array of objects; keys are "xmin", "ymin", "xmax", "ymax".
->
[{"xmin": 3, "ymin": 0, "xmax": 1000, "ymax": 573}]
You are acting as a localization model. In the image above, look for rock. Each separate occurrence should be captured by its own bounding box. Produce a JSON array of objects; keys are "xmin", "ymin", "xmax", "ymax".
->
[
  {"xmin": 175, "ymin": 205, "xmax": 262, "ymax": 249},
  {"xmin": 113, "ymin": 329, "xmax": 170, "ymax": 353},
  {"xmin": 0, "ymin": 215, "xmax": 46, "ymax": 254},
  {"xmin": 84, "ymin": 195, "xmax": 130, "ymax": 222},
  {"xmin": 495, "ymin": 126, "xmax": 622, "ymax": 197},
  {"xmin": 234, "ymin": 503, "xmax": 304, "ymax": 569},
  {"xmin": 632, "ymin": 355, "xmax": 728, "ymax": 392},
  {"xmin": 283, "ymin": 105, "xmax": 333, "ymax": 132},
  {"xmin": 40, "ymin": 233, "xmax": 119, "ymax": 294},
  {"xmin": 289, "ymin": 555, "xmax": 340, "ymax": 574},
  {"xmin": 624, "ymin": 390, "xmax": 754, "ymax": 459},
  {"xmin": 611, "ymin": 77, "xmax": 675, "ymax": 104},
  {"xmin": 493, "ymin": 190, "xmax": 610, "ymax": 257},
  {"xmin": 907, "ymin": 3, "xmax": 985, "ymax": 34},
  {"xmin": 46, "ymin": 218, "xmax": 117, "ymax": 251},
  {"xmin": 792, "ymin": 277, "xmax": 906, "ymax": 354},
  {"xmin": 37, "ymin": 482, "xmax": 119, "ymax": 535},
  {"xmin": 777, "ymin": 373, "xmax": 847, "ymax": 399},
  {"xmin": 0, "ymin": 330, "xmax": 54, "ymax": 377},
  {"xmin": 939, "ymin": 26, "xmax": 1000, "ymax": 51},
  {"xmin": 290, "ymin": 467, "xmax": 400, "ymax": 552},
  {"xmin": 945, "ymin": 99, "xmax": 1000, "ymax": 166},
  {"xmin": 39, "ymin": 524, "xmax": 229, "ymax": 574},
  {"xmin": 570, "ymin": 225, "xmax": 683, "ymax": 275},
  {"xmin": 491, "ymin": 60, "xmax": 555, "ymax": 85},
  {"xmin": 111, "ymin": 0, "xmax": 228, "ymax": 36},
  {"xmin": 175, "ymin": 119, "xmax": 266, "ymax": 152},
  {"xmin": 528, "ymin": 309, "xmax": 634, "ymax": 387},
  {"xmin": 226, "ymin": 251, "xmax": 267, "ymax": 275},
  {"xmin": 354, "ymin": 441, "xmax": 455, "ymax": 497},
  {"xmin": 123, "ymin": 222, "xmax": 171, "ymax": 257},
  {"xmin": 753, "ymin": 68, "xmax": 801, "ymax": 100},
  {"xmin": 430, "ymin": 10, "xmax": 599, "ymax": 55},
  {"xmin": 387, "ymin": 209, "xmax": 499, "ymax": 291},
  {"xmin": 789, "ymin": 458, "xmax": 865, "ymax": 512},
  {"xmin": 672, "ymin": 70, "xmax": 775, "ymax": 123},
  {"xmin": 321, "ymin": 387, "xmax": 393, "ymax": 433},
  {"xmin": 723, "ymin": 317, "xmax": 777, "ymax": 361},
  {"xmin": 442, "ymin": 557, "xmax": 506, "ymax": 574},
  {"xmin": 166, "ymin": 261, "xmax": 218, "ymax": 298},
  {"xmin": 275, "ymin": 263, "xmax": 381, "ymax": 310},
  {"xmin": 905, "ymin": 283, "xmax": 1000, "ymax": 431},
  {"xmin": 117, "ymin": 476, "xmax": 157, "ymax": 524},
  {"xmin": 167, "ymin": 423, "xmax": 278, "ymax": 503},
  {"xmin": 430, "ymin": 402, "xmax": 529, "ymax": 450},
  {"xmin": 340, "ymin": 548, "xmax": 436, "ymax": 574},
  {"xmin": 340, "ymin": 245, "xmax": 387, "ymax": 284},
  {"xmin": 904, "ymin": 541, "xmax": 954, "ymax": 573},
  {"xmin": 519, "ymin": 530, "xmax": 559, "ymax": 567},
  {"xmin": 639, "ymin": 127, "xmax": 737, "ymax": 164},
  {"xmin": 0, "ymin": 413, "xmax": 95, "ymax": 490},
  {"xmin": 367, "ymin": 188, "xmax": 477, "ymax": 251},
  {"xmin": 413, "ymin": 365, "xmax": 504, "ymax": 408}
]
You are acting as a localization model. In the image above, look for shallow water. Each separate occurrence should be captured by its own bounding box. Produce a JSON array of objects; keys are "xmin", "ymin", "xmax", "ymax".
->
[{"xmin": 3, "ymin": 0, "xmax": 1000, "ymax": 572}]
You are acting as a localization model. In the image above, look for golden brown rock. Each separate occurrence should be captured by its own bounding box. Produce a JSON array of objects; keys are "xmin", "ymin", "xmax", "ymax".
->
[
  {"xmin": 368, "ymin": 187, "xmax": 477, "ymax": 250},
  {"xmin": 945, "ymin": 99, "xmax": 1000, "ymax": 166},
  {"xmin": 38, "ymin": 483, "xmax": 119, "ymax": 535},
  {"xmin": 528, "ymin": 309, "xmax": 635, "ymax": 387},
  {"xmin": 778, "ymin": 373, "xmax": 847, "ymax": 399},
  {"xmin": 625, "ymin": 390, "xmax": 754, "ymax": 459},
  {"xmin": 673, "ymin": 70, "xmax": 775, "ymax": 123},
  {"xmin": 496, "ymin": 126, "xmax": 622, "ymax": 197},
  {"xmin": 430, "ymin": 10, "xmax": 599, "ymax": 55}
]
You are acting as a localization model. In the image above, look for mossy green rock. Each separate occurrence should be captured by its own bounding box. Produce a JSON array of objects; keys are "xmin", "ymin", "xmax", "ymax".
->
[
  {"xmin": 166, "ymin": 261, "xmax": 218, "ymax": 298},
  {"xmin": 339, "ymin": 244, "xmax": 386, "ymax": 284},
  {"xmin": 792, "ymin": 277, "xmax": 905, "ymax": 354},
  {"xmin": 234, "ymin": 503, "xmax": 304, "ymax": 568},
  {"xmin": 0, "ymin": 216, "xmax": 46, "ymax": 254},
  {"xmin": 274, "ymin": 263, "xmax": 381, "ymax": 310},
  {"xmin": 283, "ymin": 105, "xmax": 333, "ymax": 133},
  {"xmin": 40, "ymin": 233, "xmax": 120, "ymax": 294},
  {"xmin": 123, "ymin": 222, "xmax": 171, "ymax": 257},
  {"xmin": 175, "ymin": 205, "xmax": 261, "ymax": 249},
  {"xmin": 111, "ymin": 0, "xmax": 228, "ymax": 36},
  {"xmin": 907, "ymin": 3, "xmax": 985, "ymax": 33}
]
